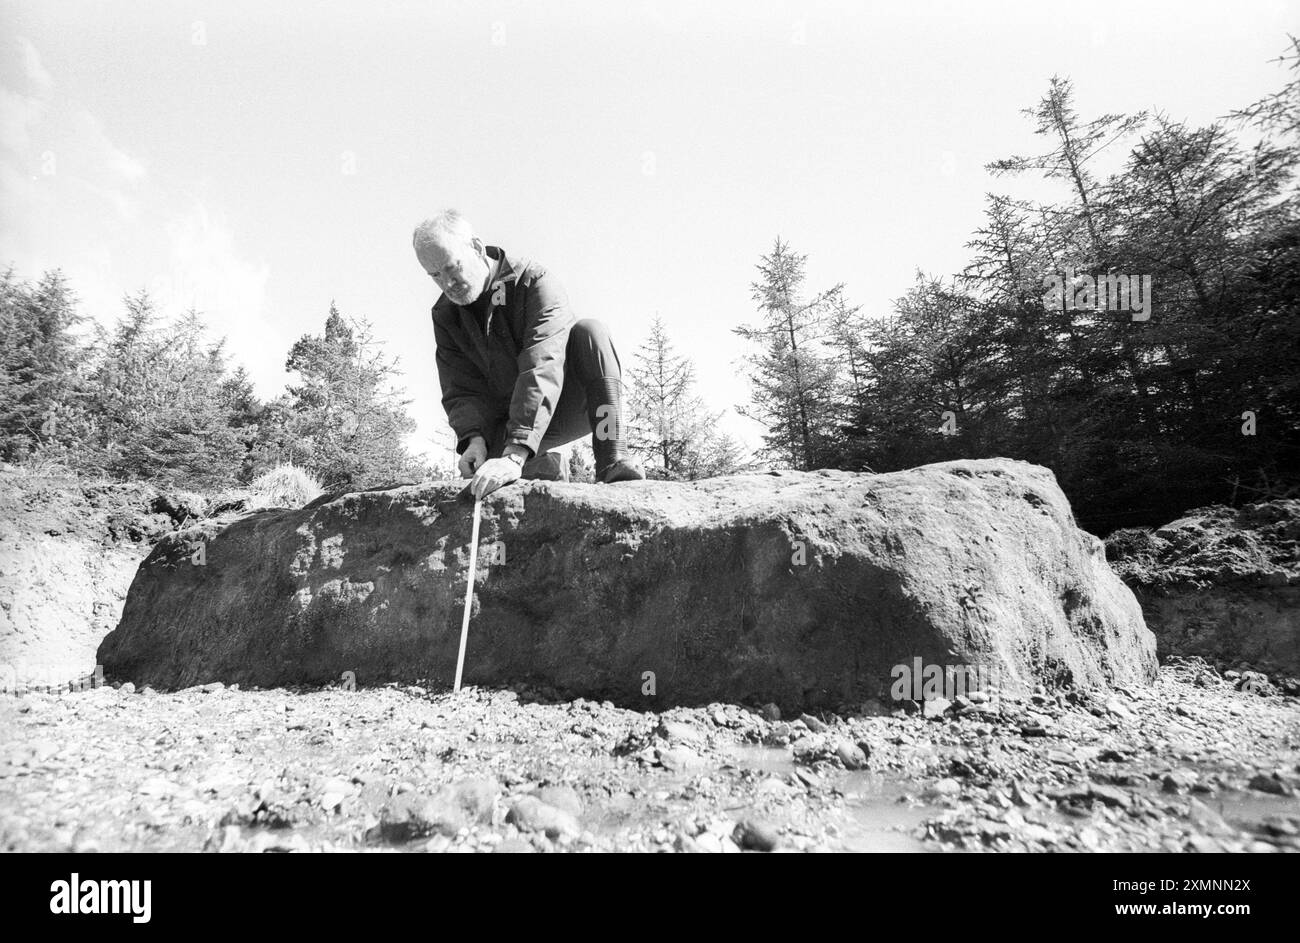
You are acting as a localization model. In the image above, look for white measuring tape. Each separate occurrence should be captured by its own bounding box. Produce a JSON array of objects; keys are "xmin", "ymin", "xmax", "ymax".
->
[{"xmin": 453, "ymin": 496, "xmax": 482, "ymax": 693}]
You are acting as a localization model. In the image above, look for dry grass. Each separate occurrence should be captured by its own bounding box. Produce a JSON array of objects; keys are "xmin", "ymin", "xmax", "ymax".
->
[{"xmin": 247, "ymin": 464, "xmax": 324, "ymax": 510}]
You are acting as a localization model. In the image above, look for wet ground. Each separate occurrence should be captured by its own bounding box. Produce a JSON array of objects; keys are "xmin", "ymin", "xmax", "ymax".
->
[{"xmin": 2, "ymin": 657, "xmax": 1297, "ymax": 853}]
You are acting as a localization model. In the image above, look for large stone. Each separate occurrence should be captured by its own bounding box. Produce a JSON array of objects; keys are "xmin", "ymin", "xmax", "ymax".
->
[
  {"xmin": 1107, "ymin": 501, "xmax": 1300, "ymax": 675},
  {"xmin": 97, "ymin": 459, "xmax": 1156, "ymax": 707}
]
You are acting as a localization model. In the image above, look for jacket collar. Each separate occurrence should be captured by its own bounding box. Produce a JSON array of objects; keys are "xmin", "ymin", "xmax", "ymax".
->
[{"xmin": 483, "ymin": 245, "xmax": 521, "ymax": 287}]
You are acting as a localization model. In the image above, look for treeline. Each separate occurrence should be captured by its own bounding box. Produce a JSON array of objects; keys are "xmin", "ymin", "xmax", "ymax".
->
[
  {"xmin": 0, "ymin": 274, "xmax": 431, "ymax": 492},
  {"xmin": 735, "ymin": 40, "xmax": 1300, "ymax": 533}
]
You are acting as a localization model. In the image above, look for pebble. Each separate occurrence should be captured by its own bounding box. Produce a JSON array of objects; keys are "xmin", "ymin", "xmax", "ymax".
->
[
  {"xmin": 380, "ymin": 792, "xmax": 466, "ymax": 840},
  {"xmin": 448, "ymin": 778, "xmax": 501, "ymax": 823},
  {"xmin": 923, "ymin": 697, "xmax": 951, "ymax": 719},
  {"xmin": 793, "ymin": 767, "xmax": 822, "ymax": 789},
  {"xmin": 1020, "ymin": 824, "xmax": 1058, "ymax": 844},
  {"xmin": 657, "ymin": 719, "xmax": 703, "ymax": 745},
  {"xmin": 693, "ymin": 832, "xmax": 724, "ymax": 853},
  {"xmin": 733, "ymin": 818, "xmax": 780, "ymax": 852},
  {"xmin": 318, "ymin": 777, "xmax": 351, "ymax": 811},
  {"xmin": 1248, "ymin": 773, "xmax": 1290, "ymax": 796},
  {"xmin": 756, "ymin": 777, "xmax": 793, "ymax": 798},
  {"xmin": 506, "ymin": 795, "xmax": 581, "ymax": 839},
  {"xmin": 766, "ymin": 722, "xmax": 792, "ymax": 744},
  {"xmin": 759, "ymin": 703, "xmax": 781, "ymax": 722},
  {"xmin": 835, "ymin": 741, "xmax": 868, "ymax": 770},
  {"xmin": 657, "ymin": 746, "xmax": 703, "ymax": 771},
  {"xmin": 1104, "ymin": 697, "xmax": 1135, "ymax": 720},
  {"xmin": 925, "ymin": 778, "xmax": 961, "ymax": 798},
  {"xmin": 799, "ymin": 713, "xmax": 829, "ymax": 733},
  {"xmin": 674, "ymin": 833, "xmax": 704, "ymax": 853},
  {"xmin": 534, "ymin": 784, "xmax": 582, "ymax": 817},
  {"xmin": 1087, "ymin": 784, "xmax": 1132, "ymax": 809}
]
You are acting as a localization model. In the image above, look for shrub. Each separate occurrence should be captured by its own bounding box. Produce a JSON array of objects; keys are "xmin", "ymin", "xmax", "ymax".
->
[{"xmin": 248, "ymin": 463, "xmax": 323, "ymax": 509}]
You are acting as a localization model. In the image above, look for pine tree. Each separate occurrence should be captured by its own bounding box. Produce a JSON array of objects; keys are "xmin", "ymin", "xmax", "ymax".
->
[
  {"xmin": 836, "ymin": 64, "xmax": 1299, "ymax": 532},
  {"xmin": 626, "ymin": 316, "xmax": 743, "ymax": 478},
  {"xmin": 0, "ymin": 268, "xmax": 88, "ymax": 463},
  {"xmin": 734, "ymin": 239, "xmax": 841, "ymax": 470},
  {"xmin": 261, "ymin": 302, "xmax": 426, "ymax": 490},
  {"xmin": 1229, "ymin": 35, "xmax": 1300, "ymax": 138},
  {"xmin": 82, "ymin": 296, "xmax": 244, "ymax": 488},
  {"xmin": 628, "ymin": 315, "xmax": 741, "ymax": 479},
  {"xmin": 986, "ymin": 75, "xmax": 1145, "ymax": 254}
]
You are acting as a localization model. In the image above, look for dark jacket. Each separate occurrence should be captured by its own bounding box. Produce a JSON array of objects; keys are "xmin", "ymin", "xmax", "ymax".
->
[{"xmin": 431, "ymin": 246, "xmax": 574, "ymax": 457}]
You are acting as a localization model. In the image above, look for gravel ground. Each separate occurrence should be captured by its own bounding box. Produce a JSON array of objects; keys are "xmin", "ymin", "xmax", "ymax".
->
[{"xmin": 2, "ymin": 657, "xmax": 1297, "ymax": 853}]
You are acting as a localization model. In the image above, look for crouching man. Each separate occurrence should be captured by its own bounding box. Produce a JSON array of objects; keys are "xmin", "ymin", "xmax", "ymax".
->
[{"xmin": 414, "ymin": 210, "xmax": 645, "ymax": 498}]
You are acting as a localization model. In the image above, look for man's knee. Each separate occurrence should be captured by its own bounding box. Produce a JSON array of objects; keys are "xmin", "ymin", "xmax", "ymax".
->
[
  {"xmin": 570, "ymin": 318, "xmax": 610, "ymax": 346},
  {"xmin": 566, "ymin": 318, "xmax": 621, "ymax": 382}
]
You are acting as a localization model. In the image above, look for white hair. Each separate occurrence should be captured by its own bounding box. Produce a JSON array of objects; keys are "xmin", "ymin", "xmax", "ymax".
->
[{"xmin": 413, "ymin": 210, "xmax": 477, "ymax": 252}]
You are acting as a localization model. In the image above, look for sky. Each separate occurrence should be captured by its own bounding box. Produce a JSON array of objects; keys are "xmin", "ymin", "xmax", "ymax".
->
[{"xmin": 1, "ymin": 0, "xmax": 1295, "ymax": 463}]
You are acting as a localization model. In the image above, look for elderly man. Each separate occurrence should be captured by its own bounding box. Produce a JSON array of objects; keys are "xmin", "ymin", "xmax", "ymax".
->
[{"xmin": 415, "ymin": 211, "xmax": 645, "ymax": 498}]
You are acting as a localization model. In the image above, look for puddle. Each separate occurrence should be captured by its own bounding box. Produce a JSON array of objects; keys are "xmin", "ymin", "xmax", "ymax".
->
[
  {"xmin": 837, "ymin": 772, "xmax": 936, "ymax": 852},
  {"xmin": 723, "ymin": 744, "xmax": 798, "ymax": 775},
  {"xmin": 725, "ymin": 744, "xmax": 936, "ymax": 852},
  {"xmin": 1203, "ymin": 791, "xmax": 1300, "ymax": 832}
]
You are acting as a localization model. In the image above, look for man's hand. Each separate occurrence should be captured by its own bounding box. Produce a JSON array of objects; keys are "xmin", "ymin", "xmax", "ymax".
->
[
  {"xmin": 470, "ymin": 456, "xmax": 522, "ymax": 499},
  {"xmin": 458, "ymin": 436, "xmax": 489, "ymax": 478}
]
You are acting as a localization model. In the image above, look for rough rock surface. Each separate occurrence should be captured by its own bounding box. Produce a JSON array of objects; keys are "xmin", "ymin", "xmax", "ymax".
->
[
  {"xmin": 98, "ymin": 459, "xmax": 1154, "ymax": 706},
  {"xmin": 1108, "ymin": 501, "xmax": 1300, "ymax": 675}
]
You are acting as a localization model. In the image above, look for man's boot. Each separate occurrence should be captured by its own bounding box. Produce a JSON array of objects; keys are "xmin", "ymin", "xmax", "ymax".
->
[{"xmin": 587, "ymin": 377, "xmax": 645, "ymax": 483}]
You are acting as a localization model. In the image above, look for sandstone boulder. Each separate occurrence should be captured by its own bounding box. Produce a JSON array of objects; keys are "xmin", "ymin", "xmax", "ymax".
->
[{"xmin": 97, "ymin": 458, "xmax": 1156, "ymax": 708}]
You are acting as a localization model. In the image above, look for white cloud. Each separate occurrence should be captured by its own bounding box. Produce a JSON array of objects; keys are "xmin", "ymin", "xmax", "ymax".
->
[
  {"xmin": 152, "ymin": 201, "xmax": 270, "ymax": 325},
  {"xmin": 0, "ymin": 35, "xmax": 148, "ymax": 283},
  {"xmin": 0, "ymin": 85, "xmax": 43, "ymax": 156},
  {"xmin": 68, "ymin": 109, "xmax": 146, "ymax": 182},
  {"xmin": 0, "ymin": 35, "xmax": 274, "ymax": 395},
  {"xmin": 17, "ymin": 36, "xmax": 52, "ymax": 96}
]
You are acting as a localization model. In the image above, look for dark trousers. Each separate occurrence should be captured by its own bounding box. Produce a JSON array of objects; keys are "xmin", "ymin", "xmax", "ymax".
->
[{"xmin": 485, "ymin": 318, "xmax": 623, "ymax": 477}]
